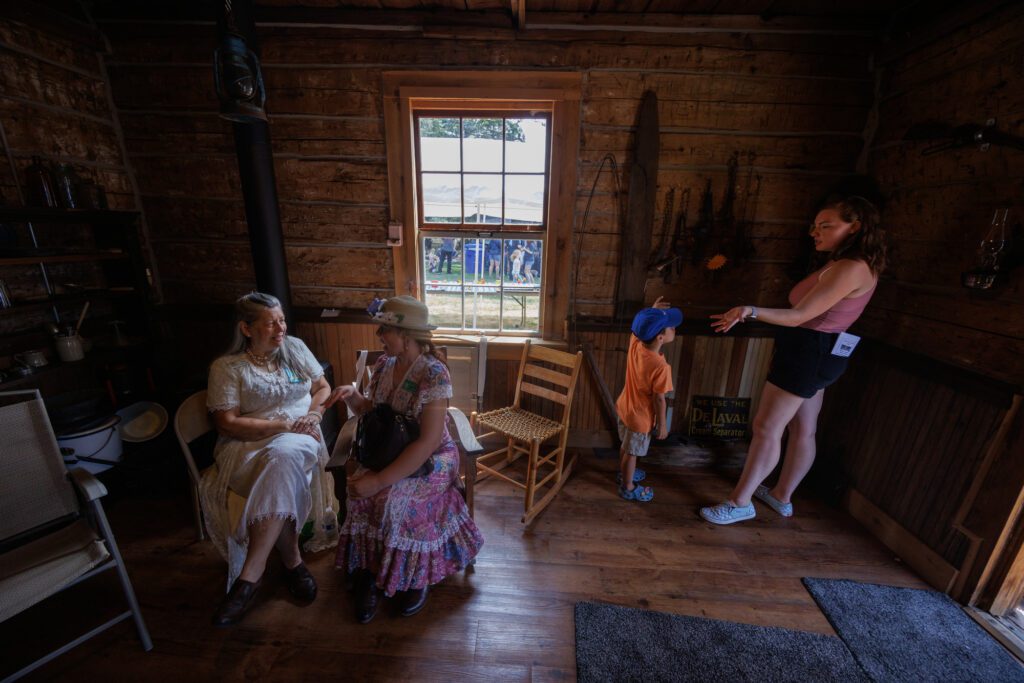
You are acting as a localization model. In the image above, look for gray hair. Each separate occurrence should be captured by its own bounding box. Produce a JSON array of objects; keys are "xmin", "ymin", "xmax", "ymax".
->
[{"xmin": 224, "ymin": 292, "xmax": 303, "ymax": 376}]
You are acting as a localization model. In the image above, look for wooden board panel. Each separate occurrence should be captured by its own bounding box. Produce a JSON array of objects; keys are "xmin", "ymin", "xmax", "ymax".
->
[{"xmin": 818, "ymin": 341, "xmax": 1017, "ymax": 581}]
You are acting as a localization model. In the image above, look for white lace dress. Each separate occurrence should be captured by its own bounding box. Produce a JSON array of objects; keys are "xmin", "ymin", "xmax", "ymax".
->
[{"xmin": 199, "ymin": 336, "xmax": 340, "ymax": 588}]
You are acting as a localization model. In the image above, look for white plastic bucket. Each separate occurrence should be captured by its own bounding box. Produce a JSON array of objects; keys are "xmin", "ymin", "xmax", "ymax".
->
[{"xmin": 57, "ymin": 415, "xmax": 123, "ymax": 474}]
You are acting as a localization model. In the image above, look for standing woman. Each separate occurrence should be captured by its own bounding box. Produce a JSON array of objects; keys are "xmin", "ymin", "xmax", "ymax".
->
[
  {"xmin": 700, "ymin": 195, "xmax": 887, "ymax": 525},
  {"xmin": 326, "ymin": 296, "xmax": 483, "ymax": 623},
  {"xmin": 201, "ymin": 292, "xmax": 340, "ymax": 625}
]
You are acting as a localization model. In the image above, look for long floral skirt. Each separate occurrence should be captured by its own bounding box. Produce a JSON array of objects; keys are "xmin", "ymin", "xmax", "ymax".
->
[{"xmin": 336, "ymin": 446, "xmax": 484, "ymax": 596}]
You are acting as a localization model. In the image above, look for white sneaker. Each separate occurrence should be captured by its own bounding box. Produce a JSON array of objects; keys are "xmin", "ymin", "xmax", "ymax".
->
[
  {"xmin": 754, "ymin": 485, "xmax": 794, "ymax": 517},
  {"xmin": 699, "ymin": 501, "xmax": 756, "ymax": 525}
]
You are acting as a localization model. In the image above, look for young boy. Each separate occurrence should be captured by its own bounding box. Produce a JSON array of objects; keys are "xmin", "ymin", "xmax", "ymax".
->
[{"xmin": 615, "ymin": 297, "xmax": 682, "ymax": 501}]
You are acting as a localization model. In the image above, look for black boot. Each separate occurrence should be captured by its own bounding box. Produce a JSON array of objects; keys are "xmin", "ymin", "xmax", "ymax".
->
[
  {"xmin": 284, "ymin": 562, "xmax": 317, "ymax": 602},
  {"xmin": 400, "ymin": 585, "xmax": 429, "ymax": 617},
  {"xmin": 355, "ymin": 571, "xmax": 380, "ymax": 624},
  {"xmin": 212, "ymin": 578, "xmax": 261, "ymax": 627}
]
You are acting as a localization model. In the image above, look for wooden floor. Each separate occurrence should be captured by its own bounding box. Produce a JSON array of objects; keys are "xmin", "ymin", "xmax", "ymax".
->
[{"xmin": 2, "ymin": 453, "xmax": 927, "ymax": 682}]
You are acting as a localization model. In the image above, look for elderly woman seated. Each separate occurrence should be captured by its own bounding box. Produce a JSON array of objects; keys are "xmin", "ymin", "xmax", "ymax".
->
[
  {"xmin": 200, "ymin": 292, "xmax": 339, "ymax": 626},
  {"xmin": 325, "ymin": 296, "xmax": 483, "ymax": 623}
]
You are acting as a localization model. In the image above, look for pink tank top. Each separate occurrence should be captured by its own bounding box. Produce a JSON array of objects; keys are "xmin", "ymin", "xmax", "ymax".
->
[{"xmin": 788, "ymin": 263, "xmax": 876, "ymax": 333}]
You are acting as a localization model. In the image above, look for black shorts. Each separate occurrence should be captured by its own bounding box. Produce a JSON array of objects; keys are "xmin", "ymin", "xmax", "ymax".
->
[{"xmin": 766, "ymin": 327, "xmax": 850, "ymax": 399}]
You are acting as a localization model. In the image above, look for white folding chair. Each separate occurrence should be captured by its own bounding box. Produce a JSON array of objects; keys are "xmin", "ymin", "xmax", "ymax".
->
[{"xmin": 0, "ymin": 390, "xmax": 152, "ymax": 681}]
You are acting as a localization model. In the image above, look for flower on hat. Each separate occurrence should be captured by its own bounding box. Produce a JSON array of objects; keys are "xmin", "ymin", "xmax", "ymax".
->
[{"xmin": 371, "ymin": 310, "xmax": 404, "ymax": 325}]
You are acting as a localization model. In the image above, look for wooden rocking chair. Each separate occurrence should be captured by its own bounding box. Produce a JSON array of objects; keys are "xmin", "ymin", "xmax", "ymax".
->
[{"xmin": 470, "ymin": 341, "xmax": 583, "ymax": 524}]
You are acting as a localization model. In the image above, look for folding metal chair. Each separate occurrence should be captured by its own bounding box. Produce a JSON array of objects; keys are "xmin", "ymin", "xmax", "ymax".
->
[{"xmin": 0, "ymin": 390, "xmax": 152, "ymax": 682}]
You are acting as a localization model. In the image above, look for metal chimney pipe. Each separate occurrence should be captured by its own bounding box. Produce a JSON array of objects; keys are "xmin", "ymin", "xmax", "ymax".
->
[{"xmin": 216, "ymin": 0, "xmax": 293, "ymax": 321}]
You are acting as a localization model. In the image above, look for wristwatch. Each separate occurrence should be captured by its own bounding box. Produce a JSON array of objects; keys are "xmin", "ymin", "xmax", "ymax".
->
[{"xmin": 748, "ymin": 306, "xmax": 758, "ymax": 320}]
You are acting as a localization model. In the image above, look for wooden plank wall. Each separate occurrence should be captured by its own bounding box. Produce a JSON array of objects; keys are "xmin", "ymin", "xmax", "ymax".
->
[
  {"xmin": 95, "ymin": 14, "xmax": 872, "ymax": 317},
  {"xmin": 819, "ymin": 344, "xmax": 1013, "ymax": 565},
  {"xmin": 817, "ymin": 341, "xmax": 1020, "ymax": 597},
  {"xmin": 571, "ymin": 327, "xmax": 773, "ymax": 440},
  {"xmin": 0, "ymin": 12, "xmax": 145, "ymax": 346},
  {"xmin": 857, "ymin": 2, "xmax": 1024, "ymax": 386}
]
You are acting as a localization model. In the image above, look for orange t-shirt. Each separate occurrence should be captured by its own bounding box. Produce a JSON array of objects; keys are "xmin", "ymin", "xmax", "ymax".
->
[{"xmin": 615, "ymin": 335, "xmax": 673, "ymax": 434}]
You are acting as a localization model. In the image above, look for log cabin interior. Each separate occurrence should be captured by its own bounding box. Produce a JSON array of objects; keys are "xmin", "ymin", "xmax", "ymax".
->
[{"xmin": 1, "ymin": 0, "xmax": 1023, "ymax": 679}]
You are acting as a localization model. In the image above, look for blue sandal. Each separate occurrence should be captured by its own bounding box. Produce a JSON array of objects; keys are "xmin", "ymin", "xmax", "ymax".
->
[
  {"xmin": 619, "ymin": 484, "xmax": 654, "ymax": 502},
  {"xmin": 616, "ymin": 468, "xmax": 646, "ymax": 485}
]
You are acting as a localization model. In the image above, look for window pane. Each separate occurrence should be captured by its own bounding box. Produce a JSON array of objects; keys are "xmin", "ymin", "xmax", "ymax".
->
[
  {"xmin": 424, "ymin": 236, "xmax": 461, "ymax": 282},
  {"xmin": 502, "ymin": 292, "xmax": 540, "ymax": 332},
  {"xmin": 418, "ymin": 117, "xmax": 461, "ymax": 172},
  {"xmin": 522, "ymin": 239, "xmax": 542, "ymax": 286},
  {"xmin": 501, "ymin": 238, "xmax": 523, "ymax": 284},
  {"xmin": 421, "ymin": 173, "xmax": 461, "ymax": 224},
  {"xmin": 425, "ymin": 289, "xmax": 462, "ymax": 329},
  {"xmin": 482, "ymin": 238, "xmax": 503, "ymax": 283},
  {"xmin": 464, "ymin": 174, "xmax": 502, "ymax": 224},
  {"xmin": 461, "ymin": 238, "xmax": 489, "ymax": 283},
  {"xmin": 505, "ymin": 118, "xmax": 547, "ymax": 173},
  {"xmin": 462, "ymin": 118, "xmax": 503, "ymax": 172},
  {"xmin": 505, "ymin": 175, "xmax": 544, "ymax": 226},
  {"xmin": 463, "ymin": 287, "xmax": 501, "ymax": 330}
]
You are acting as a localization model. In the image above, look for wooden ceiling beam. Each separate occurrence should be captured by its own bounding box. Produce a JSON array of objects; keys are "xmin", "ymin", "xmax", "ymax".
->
[{"xmin": 92, "ymin": 3, "xmax": 881, "ymax": 34}]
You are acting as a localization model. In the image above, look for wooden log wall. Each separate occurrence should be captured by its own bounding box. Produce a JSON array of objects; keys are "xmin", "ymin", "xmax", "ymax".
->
[
  {"xmin": 95, "ymin": 13, "xmax": 873, "ymax": 318},
  {"xmin": 857, "ymin": 2, "xmax": 1024, "ymax": 386},
  {"xmin": 0, "ymin": 10, "xmax": 146, "ymax": 350}
]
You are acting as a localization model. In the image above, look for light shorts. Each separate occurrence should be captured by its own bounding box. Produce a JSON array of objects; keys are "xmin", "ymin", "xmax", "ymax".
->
[{"xmin": 617, "ymin": 418, "xmax": 652, "ymax": 457}]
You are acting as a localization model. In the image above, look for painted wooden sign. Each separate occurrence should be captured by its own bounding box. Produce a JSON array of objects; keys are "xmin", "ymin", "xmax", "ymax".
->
[{"xmin": 688, "ymin": 395, "xmax": 750, "ymax": 439}]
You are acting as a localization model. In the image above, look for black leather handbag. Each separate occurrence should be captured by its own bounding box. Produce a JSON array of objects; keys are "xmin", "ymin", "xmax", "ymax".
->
[{"xmin": 354, "ymin": 403, "xmax": 432, "ymax": 478}]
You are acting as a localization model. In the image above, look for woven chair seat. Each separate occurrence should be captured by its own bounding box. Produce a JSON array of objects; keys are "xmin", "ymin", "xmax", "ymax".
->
[{"xmin": 475, "ymin": 407, "xmax": 563, "ymax": 443}]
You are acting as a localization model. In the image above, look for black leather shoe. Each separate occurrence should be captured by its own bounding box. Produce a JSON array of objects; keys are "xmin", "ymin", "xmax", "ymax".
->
[
  {"xmin": 284, "ymin": 562, "xmax": 317, "ymax": 602},
  {"xmin": 355, "ymin": 574, "xmax": 380, "ymax": 624},
  {"xmin": 212, "ymin": 578, "xmax": 260, "ymax": 627},
  {"xmin": 400, "ymin": 585, "xmax": 429, "ymax": 617}
]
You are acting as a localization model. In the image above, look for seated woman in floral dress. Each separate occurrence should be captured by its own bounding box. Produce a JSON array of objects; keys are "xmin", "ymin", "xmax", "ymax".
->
[{"xmin": 324, "ymin": 295, "xmax": 484, "ymax": 623}]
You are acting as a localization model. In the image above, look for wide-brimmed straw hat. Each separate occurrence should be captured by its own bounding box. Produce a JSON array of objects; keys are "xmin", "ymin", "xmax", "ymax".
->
[{"xmin": 368, "ymin": 295, "xmax": 437, "ymax": 332}]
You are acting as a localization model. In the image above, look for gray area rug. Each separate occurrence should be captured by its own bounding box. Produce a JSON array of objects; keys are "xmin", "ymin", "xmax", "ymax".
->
[
  {"xmin": 574, "ymin": 601, "xmax": 867, "ymax": 683},
  {"xmin": 803, "ymin": 577, "xmax": 1024, "ymax": 682}
]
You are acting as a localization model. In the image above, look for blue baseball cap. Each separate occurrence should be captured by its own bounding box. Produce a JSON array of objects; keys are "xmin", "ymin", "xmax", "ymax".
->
[{"xmin": 631, "ymin": 307, "xmax": 683, "ymax": 342}]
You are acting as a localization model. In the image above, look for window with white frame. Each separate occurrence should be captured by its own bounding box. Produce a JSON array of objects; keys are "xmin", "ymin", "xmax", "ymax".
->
[{"xmin": 415, "ymin": 112, "xmax": 549, "ymax": 333}]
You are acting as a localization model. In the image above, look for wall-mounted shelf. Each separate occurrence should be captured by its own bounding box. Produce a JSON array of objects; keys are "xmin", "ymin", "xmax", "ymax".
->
[
  {"xmin": 0, "ymin": 290, "xmax": 139, "ymax": 318},
  {"xmin": 0, "ymin": 207, "xmax": 139, "ymax": 224},
  {"xmin": 0, "ymin": 251, "xmax": 128, "ymax": 266},
  {"xmin": 0, "ymin": 207, "xmax": 151, "ymax": 375}
]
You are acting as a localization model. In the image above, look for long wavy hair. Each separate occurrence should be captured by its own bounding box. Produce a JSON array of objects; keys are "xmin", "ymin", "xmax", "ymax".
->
[
  {"xmin": 821, "ymin": 194, "xmax": 888, "ymax": 275},
  {"xmin": 224, "ymin": 292, "xmax": 305, "ymax": 377}
]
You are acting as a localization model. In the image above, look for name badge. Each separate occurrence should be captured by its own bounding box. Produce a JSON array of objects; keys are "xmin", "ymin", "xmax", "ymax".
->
[
  {"xmin": 831, "ymin": 332, "xmax": 860, "ymax": 358},
  {"xmin": 401, "ymin": 379, "xmax": 419, "ymax": 393},
  {"xmin": 284, "ymin": 367, "xmax": 304, "ymax": 384}
]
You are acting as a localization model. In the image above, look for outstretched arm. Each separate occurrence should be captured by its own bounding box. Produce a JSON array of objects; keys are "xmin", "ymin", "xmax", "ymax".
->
[{"xmin": 710, "ymin": 260, "xmax": 873, "ymax": 333}]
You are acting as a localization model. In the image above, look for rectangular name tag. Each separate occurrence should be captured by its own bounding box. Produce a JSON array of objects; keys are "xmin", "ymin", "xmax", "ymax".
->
[
  {"xmin": 831, "ymin": 332, "xmax": 861, "ymax": 358},
  {"xmin": 284, "ymin": 367, "xmax": 304, "ymax": 384}
]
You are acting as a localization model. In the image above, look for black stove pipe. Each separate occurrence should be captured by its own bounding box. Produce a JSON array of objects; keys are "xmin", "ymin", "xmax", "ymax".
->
[{"xmin": 216, "ymin": 0, "xmax": 293, "ymax": 321}]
